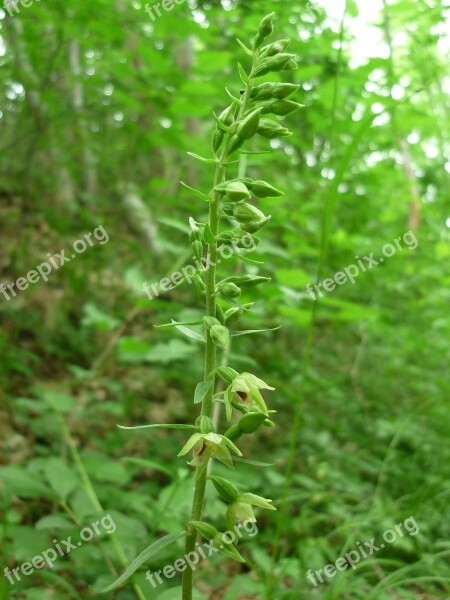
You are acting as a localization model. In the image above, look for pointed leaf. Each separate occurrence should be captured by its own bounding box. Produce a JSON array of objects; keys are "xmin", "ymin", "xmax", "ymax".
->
[
  {"xmin": 118, "ymin": 424, "xmax": 196, "ymax": 431},
  {"xmin": 236, "ymin": 38, "xmax": 253, "ymax": 56},
  {"xmin": 180, "ymin": 181, "xmax": 210, "ymax": 201},
  {"xmin": 233, "ymin": 457, "xmax": 274, "ymax": 467},
  {"xmin": 230, "ymin": 325, "xmax": 282, "ymax": 337},
  {"xmin": 194, "ymin": 380, "xmax": 214, "ymax": 405},
  {"xmin": 100, "ymin": 532, "xmax": 185, "ymax": 593},
  {"xmin": 187, "ymin": 152, "xmax": 217, "ymax": 164},
  {"xmin": 238, "ymin": 63, "xmax": 249, "ymax": 85}
]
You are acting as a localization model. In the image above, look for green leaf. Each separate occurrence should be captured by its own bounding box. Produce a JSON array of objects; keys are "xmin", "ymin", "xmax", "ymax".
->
[
  {"xmin": 187, "ymin": 152, "xmax": 217, "ymax": 164},
  {"xmin": 35, "ymin": 515, "xmax": 75, "ymax": 530},
  {"xmin": 236, "ymin": 38, "xmax": 252, "ymax": 57},
  {"xmin": 194, "ymin": 380, "xmax": 214, "ymax": 405},
  {"xmin": 174, "ymin": 323, "xmax": 205, "ymax": 342},
  {"xmin": 230, "ymin": 325, "xmax": 282, "ymax": 337},
  {"xmin": 118, "ymin": 423, "xmax": 197, "ymax": 431},
  {"xmin": 238, "ymin": 62, "xmax": 249, "ymax": 85},
  {"xmin": 99, "ymin": 532, "xmax": 185, "ymax": 593},
  {"xmin": 180, "ymin": 181, "xmax": 210, "ymax": 201},
  {"xmin": 121, "ymin": 458, "xmax": 174, "ymax": 479},
  {"xmin": 233, "ymin": 457, "xmax": 274, "ymax": 467},
  {"xmin": 44, "ymin": 458, "xmax": 78, "ymax": 501},
  {"xmin": 0, "ymin": 466, "xmax": 54, "ymax": 499},
  {"xmin": 155, "ymin": 319, "xmax": 203, "ymax": 328}
]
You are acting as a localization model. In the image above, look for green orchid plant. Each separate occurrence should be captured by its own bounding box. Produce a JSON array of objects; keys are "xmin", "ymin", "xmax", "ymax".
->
[
  {"xmin": 104, "ymin": 12, "xmax": 301, "ymax": 600},
  {"xmin": 177, "ymin": 13, "xmax": 300, "ymax": 598}
]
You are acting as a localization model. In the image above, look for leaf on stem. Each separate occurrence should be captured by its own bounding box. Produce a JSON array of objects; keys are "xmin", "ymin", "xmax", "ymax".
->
[
  {"xmin": 236, "ymin": 38, "xmax": 253, "ymax": 56},
  {"xmin": 230, "ymin": 325, "xmax": 282, "ymax": 337},
  {"xmin": 180, "ymin": 181, "xmax": 210, "ymax": 201},
  {"xmin": 117, "ymin": 424, "xmax": 197, "ymax": 431},
  {"xmin": 99, "ymin": 532, "xmax": 185, "ymax": 593},
  {"xmin": 187, "ymin": 152, "xmax": 217, "ymax": 164},
  {"xmin": 194, "ymin": 380, "xmax": 214, "ymax": 405}
]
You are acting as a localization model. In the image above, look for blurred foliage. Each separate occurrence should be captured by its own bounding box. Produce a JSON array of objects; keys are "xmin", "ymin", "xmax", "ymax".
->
[{"xmin": 0, "ymin": 0, "xmax": 449, "ymax": 599}]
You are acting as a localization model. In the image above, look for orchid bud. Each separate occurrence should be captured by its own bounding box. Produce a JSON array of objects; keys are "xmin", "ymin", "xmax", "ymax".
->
[
  {"xmin": 189, "ymin": 217, "xmax": 202, "ymax": 242},
  {"xmin": 224, "ymin": 307, "xmax": 241, "ymax": 323},
  {"xmin": 284, "ymin": 59, "xmax": 298, "ymax": 70},
  {"xmin": 194, "ymin": 274, "xmax": 206, "ymax": 298},
  {"xmin": 237, "ymin": 108, "xmax": 262, "ymax": 140},
  {"xmin": 224, "ymin": 424, "xmax": 243, "ymax": 442},
  {"xmin": 219, "ymin": 181, "xmax": 252, "ymax": 203},
  {"xmin": 261, "ymin": 39, "xmax": 290, "ymax": 57},
  {"xmin": 242, "ymin": 216, "xmax": 272, "ymax": 233},
  {"xmin": 257, "ymin": 118, "xmax": 292, "ymax": 139},
  {"xmin": 253, "ymin": 53, "xmax": 296, "ymax": 78},
  {"xmin": 192, "ymin": 240, "xmax": 203, "ymax": 260},
  {"xmin": 224, "ymin": 275, "xmax": 271, "ymax": 287},
  {"xmin": 209, "ymin": 475, "xmax": 239, "ymax": 503},
  {"xmin": 216, "ymin": 303, "xmax": 226, "ymax": 325},
  {"xmin": 210, "ymin": 324, "xmax": 230, "ymax": 350},
  {"xmin": 253, "ymin": 12, "xmax": 275, "ymax": 50},
  {"xmin": 238, "ymin": 412, "xmax": 267, "ymax": 434},
  {"xmin": 261, "ymin": 99, "xmax": 305, "ymax": 116},
  {"xmin": 204, "ymin": 316, "xmax": 221, "ymax": 329},
  {"xmin": 248, "ymin": 180, "xmax": 284, "ymax": 198},
  {"xmin": 251, "ymin": 83, "xmax": 300, "ymax": 101},
  {"xmin": 216, "ymin": 367, "xmax": 239, "ymax": 385},
  {"xmin": 233, "ymin": 203, "xmax": 267, "ymax": 224},
  {"xmin": 218, "ymin": 102, "xmax": 237, "ymax": 127},
  {"xmin": 217, "ymin": 282, "xmax": 241, "ymax": 298},
  {"xmin": 228, "ymin": 134, "xmax": 245, "ymax": 155},
  {"xmin": 190, "ymin": 521, "xmax": 217, "ymax": 541},
  {"xmin": 198, "ymin": 416, "xmax": 215, "ymax": 434},
  {"xmin": 213, "ymin": 128, "xmax": 224, "ymax": 154}
]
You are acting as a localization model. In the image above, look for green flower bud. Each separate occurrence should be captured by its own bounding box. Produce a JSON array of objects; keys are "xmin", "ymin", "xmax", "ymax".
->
[
  {"xmin": 216, "ymin": 303, "xmax": 226, "ymax": 325},
  {"xmin": 251, "ymin": 83, "xmax": 300, "ymax": 101},
  {"xmin": 263, "ymin": 419, "xmax": 275, "ymax": 428},
  {"xmin": 192, "ymin": 240, "xmax": 203, "ymax": 261},
  {"xmin": 218, "ymin": 102, "xmax": 237, "ymax": 127},
  {"xmin": 190, "ymin": 521, "xmax": 218, "ymax": 541},
  {"xmin": 284, "ymin": 59, "xmax": 298, "ymax": 70},
  {"xmin": 210, "ymin": 324, "xmax": 230, "ymax": 350},
  {"xmin": 215, "ymin": 181, "xmax": 251, "ymax": 203},
  {"xmin": 253, "ymin": 12, "xmax": 275, "ymax": 50},
  {"xmin": 248, "ymin": 180, "xmax": 284, "ymax": 198},
  {"xmin": 261, "ymin": 100, "xmax": 304, "ymax": 116},
  {"xmin": 212, "ymin": 128, "xmax": 224, "ymax": 154},
  {"xmin": 228, "ymin": 134, "xmax": 245, "ymax": 155},
  {"xmin": 233, "ymin": 203, "xmax": 267, "ymax": 225},
  {"xmin": 261, "ymin": 39, "xmax": 290, "ymax": 57},
  {"xmin": 189, "ymin": 217, "xmax": 202, "ymax": 242},
  {"xmin": 194, "ymin": 274, "xmax": 206, "ymax": 297},
  {"xmin": 209, "ymin": 476, "xmax": 239, "ymax": 503},
  {"xmin": 198, "ymin": 416, "xmax": 215, "ymax": 434},
  {"xmin": 204, "ymin": 316, "xmax": 221, "ymax": 329},
  {"xmin": 212, "ymin": 533, "xmax": 245, "ymax": 562},
  {"xmin": 217, "ymin": 282, "xmax": 241, "ymax": 298},
  {"xmin": 237, "ymin": 108, "xmax": 262, "ymax": 140},
  {"xmin": 253, "ymin": 53, "xmax": 296, "ymax": 78},
  {"xmin": 224, "ymin": 307, "xmax": 242, "ymax": 323},
  {"xmin": 224, "ymin": 275, "xmax": 271, "ymax": 287},
  {"xmin": 238, "ymin": 412, "xmax": 267, "ymax": 434},
  {"xmin": 224, "ymin": 424, "xmax": 243, "ymax": 442},
  {"xmin": 242, "ymin": 216, "xmax": 272, "ymax": 233},
  {"xmin": 257, "ymin": 118, "xmax": 292, "ymax": 139},
  {"xmin": 216, "ymin": 366, "xmax": 240, "ymax": 385}
]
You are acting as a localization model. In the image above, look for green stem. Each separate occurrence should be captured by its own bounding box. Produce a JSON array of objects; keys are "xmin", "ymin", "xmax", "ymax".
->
[{"xmin": 181, "ymin": 55, "xmax": 256, "ymax": 600}]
